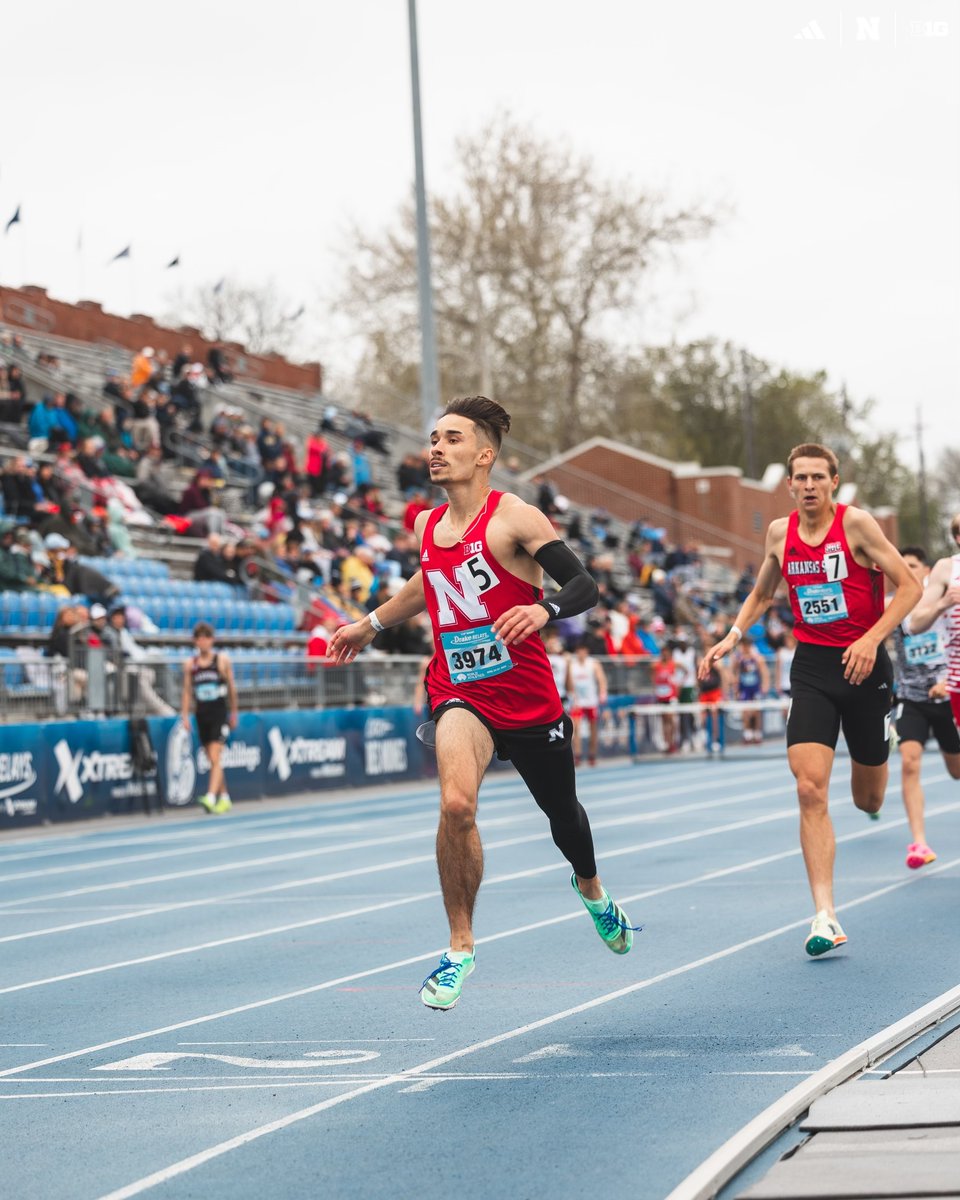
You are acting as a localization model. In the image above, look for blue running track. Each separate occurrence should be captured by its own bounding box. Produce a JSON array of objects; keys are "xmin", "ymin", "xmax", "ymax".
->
[{"xmin": 1, "ymin": 749, "xmax": 959, "ymax": 1199}]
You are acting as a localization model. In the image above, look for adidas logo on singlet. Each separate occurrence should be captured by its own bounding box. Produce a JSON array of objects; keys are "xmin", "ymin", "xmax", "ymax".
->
[{"xmin": 421, "ymin": 550, "xmax": 429, "ymax": 562}]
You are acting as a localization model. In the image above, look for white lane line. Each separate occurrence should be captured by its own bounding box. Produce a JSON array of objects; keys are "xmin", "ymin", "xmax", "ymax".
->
[
  {"xmin": 5, "ymin": 792, "xmax": 958, "ymax": 996},
  {"xmin": 5, "ymin": 842, "xmax": 958, "ymax": 1084},
  {"xmin": 0, "ymin": 767, "xmax": 791, "ymax": 925},
  {"xmin": 91, "ymin": 861, "xmax": 960, "ymax": 1200},
  {"xmin": 0, "ymin": 805, "xmax": 803, "ymax": 994},
  {"xmin": 0, "ymin": 775, "xmax": 567, "ymax": 881},
  {"xmin": 177, "ymin": 1039, "xmax": 435, "ymax": 1044},
  {"xmin": 0, "ymin": 1070, "xmax": 823, "ymax": 1101}
]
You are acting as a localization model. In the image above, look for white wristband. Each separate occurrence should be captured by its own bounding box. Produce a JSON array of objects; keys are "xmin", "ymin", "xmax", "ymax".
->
[
  {"xmin": 730, "ymin": 625, "xmax": 742, "ymax": 643},
  {"xmin": 368, "ymin": 610, "xmax": 385, "ymax": 633}
]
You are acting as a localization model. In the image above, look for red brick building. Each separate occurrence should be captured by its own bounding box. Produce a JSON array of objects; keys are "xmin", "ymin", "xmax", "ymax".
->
[
  {"xmin": 526, "ymin": 438, "xmax": 898, "ymax": 573},
  {"xmin": 0, "ymin": 284, "xmax": 322, "ymax": 394}
]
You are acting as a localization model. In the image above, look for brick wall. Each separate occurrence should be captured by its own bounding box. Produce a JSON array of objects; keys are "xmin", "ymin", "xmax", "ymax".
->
[{"xmin": 0, "ymin": 284, "xmax": 322, "ymax": 394}]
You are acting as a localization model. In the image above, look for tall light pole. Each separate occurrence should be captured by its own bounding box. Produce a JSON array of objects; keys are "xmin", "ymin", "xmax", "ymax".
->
[{"xmin": 407, "ymin": 0, "xmax": 441, "ymax": 436}]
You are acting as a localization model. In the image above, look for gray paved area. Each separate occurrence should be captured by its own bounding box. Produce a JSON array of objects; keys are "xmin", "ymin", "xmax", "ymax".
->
[{"xmin": 738, "ymin": 1027, "xmax": 960, "ymax": 1198}]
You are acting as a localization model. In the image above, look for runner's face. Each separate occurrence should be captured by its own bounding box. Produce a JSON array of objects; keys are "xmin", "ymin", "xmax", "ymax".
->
[
  {"xmin": 429, "ymin": 416, "xmax": 493, "ymax": 485},
  {"xmin": 788, "ymin": 457, "xmax": 837, "ymax": 516},
  {"xmin": 902, "ymin": 554, "xmax": 929, "ymax": 583}
]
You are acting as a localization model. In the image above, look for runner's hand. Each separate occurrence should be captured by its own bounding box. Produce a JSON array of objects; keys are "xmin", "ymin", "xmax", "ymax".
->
[
  {"xmin": 929, "ymin": 680, "xmax": 948, "ymax": 701},
  {"xmin": 697, "ymin": 635, "xmax": 736, "ymax": 680},
  {"xmin": 493, "ymin": 603, "xmax": 549, "ymax": 646},
  {"xmin": 841, "ymin": 634, "xmax": 878, "ymax": 685},
  {"xmin": 944, "ymin": 583, "xmax": 960, "ymax": 608},
  {"xmin": 327, "ymin": 619, "xmax": 376, "ymax": 664}
]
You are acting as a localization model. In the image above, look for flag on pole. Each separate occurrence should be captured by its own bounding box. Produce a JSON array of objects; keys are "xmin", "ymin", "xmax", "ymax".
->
[
  {"xmin": 4, "ymin": 205, "xmax": 21, "ymax": 234},
  {"xmin": 166, "ymin": 255, "xmax": 181, "ymax": 268},
  {"xmin": 107, "ymin": 245, "xmax": 131, "ymax": 264}
]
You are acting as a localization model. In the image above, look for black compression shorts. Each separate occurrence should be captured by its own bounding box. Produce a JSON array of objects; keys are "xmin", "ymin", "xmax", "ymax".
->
[
  {"xmin": 786, "ymin": 641, "xmax": 893, "ymax": 766},
  {"xmin": 431, "ymin": 700, "xmax": 597, "ymax": 879},
  {"xmin": 895, "ymin": 698, "xmax": 960, "ymax": 755}
]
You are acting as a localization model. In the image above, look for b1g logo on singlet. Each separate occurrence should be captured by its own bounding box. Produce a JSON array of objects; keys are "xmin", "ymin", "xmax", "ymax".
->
[{"xmin": 426, "ymin": 552, "xmax": 501, "ymax": 626}]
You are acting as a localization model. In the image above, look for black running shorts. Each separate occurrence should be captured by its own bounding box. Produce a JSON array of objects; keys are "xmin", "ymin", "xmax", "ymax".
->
[
  {"xmin": 787, "ymin": 641, "xmax": 893, "ymax": 766},
  {"xmin": 196, "ymin": 704, "xmax": 230, "ymax": 748},
  {"xmin": 895, "ymin": 698, "xmax": 960, "ymax": 755}
]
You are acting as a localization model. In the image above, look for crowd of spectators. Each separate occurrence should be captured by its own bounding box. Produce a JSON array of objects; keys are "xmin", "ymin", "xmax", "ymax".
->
[{"xmin": 1, "ymin": 322, "xmax": 802, "ymax": 737}]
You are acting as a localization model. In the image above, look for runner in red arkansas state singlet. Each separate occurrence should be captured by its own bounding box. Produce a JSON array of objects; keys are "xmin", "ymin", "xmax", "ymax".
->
[
  {"xmin": 782, "ymin": 503, "xmax": 884, "ymax": 645},
  {"xmin": 421, "ymin": 490, "xmax": 562, "ymax": 729}
]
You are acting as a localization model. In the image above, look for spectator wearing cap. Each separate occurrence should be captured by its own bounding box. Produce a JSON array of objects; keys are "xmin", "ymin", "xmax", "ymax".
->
[
  {"xmin": 100, "ymin": 604, "xmax": 175, "ymax": 716},
  {"xmin": 40, "ymin": 533, "xmax": 120, "ymax": 604},
  {"xmin": 76, "ymin": 436, "xmax": 109, "ymax": 479},
  {"xmin": 130, "ymin": 347, "xmax": 155, "ymax": 390}
]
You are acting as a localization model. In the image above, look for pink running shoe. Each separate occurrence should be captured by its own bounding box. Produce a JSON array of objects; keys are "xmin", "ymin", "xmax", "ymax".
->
[{"xmin": 906, "ymin": 842, "xmax": 937, "ymax": 870}]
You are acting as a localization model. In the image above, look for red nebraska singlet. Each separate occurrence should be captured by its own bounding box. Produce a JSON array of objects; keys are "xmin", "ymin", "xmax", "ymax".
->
[
  {"xmin": 421, "ymin": 491, "xmax": 562, "ymax": 728},
  {"xmin": 782, "ymin": 504, "xmax": 884, "ymax": 647}
]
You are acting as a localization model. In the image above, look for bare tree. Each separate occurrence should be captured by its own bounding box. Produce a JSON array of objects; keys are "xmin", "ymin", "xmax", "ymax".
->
[
  {"xmin": 338, "ymin": 114, "xmax": 716, "ymax": 451},
  {"xmin": 164, "ymin": 279, "xmax": 305, "ymax": 356}
]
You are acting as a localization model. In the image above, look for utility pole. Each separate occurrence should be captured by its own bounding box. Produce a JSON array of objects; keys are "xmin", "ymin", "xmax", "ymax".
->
[
  {"xmin": 916, "ymin": 405, "xmax": 930, "ymax": 547},
  {"xmin": 407, "ymin": 0, "xmax": 441, "ymax": 436}
]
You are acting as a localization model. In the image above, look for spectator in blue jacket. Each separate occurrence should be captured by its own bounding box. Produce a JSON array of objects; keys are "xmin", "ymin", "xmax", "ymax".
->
[{"xmin": 28, "ymin": 392, "xmax": 67, "ymax": 443}]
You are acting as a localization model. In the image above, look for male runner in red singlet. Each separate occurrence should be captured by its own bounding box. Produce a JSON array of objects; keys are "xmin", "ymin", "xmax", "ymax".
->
[
  {"xmin": 328, "ymin": 396, "xmax": 636, "ymax": 1010},
  {"xmin": 699, "ymin": 444, "xmax": 920, "ymax": 957},
  {"xmin": 907, "ymin": 513, "xmax": 960, "ymax": 729}
]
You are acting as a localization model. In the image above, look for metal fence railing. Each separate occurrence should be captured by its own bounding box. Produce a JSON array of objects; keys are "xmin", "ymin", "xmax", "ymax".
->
[{"xmin": 0, "ymin": 651, "xmax": 657, "ymax": 724}]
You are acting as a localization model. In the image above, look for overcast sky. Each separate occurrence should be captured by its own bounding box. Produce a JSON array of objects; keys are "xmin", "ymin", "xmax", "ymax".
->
[{"xmin": 2, "ymin": 0, "xmax": 958, "ymax": 470}]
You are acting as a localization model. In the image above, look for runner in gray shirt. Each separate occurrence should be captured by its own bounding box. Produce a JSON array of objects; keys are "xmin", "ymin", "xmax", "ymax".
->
[{"xmin": 892, "ymin": 547, "xmax": 960, "ymax": 869}]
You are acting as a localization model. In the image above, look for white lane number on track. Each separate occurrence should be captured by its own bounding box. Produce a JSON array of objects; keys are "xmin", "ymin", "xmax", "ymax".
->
[{"xmin": 94, "ymin": 1049, "xmax": 380, "ymax": 1071}]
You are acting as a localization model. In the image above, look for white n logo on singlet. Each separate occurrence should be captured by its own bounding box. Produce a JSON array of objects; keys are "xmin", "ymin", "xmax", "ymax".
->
[{"xmin": 426, "ymin": 553, "xmax": 500, "ymax": 627}]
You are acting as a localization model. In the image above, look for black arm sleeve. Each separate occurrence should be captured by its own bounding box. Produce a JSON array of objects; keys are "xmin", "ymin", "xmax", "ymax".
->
[{"xmin": 533, "ymin": 540, "xmax": 599, "ymax": 621}]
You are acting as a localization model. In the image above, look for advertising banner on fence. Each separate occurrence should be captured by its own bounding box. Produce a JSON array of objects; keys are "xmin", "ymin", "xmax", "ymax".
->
[
  {"xmin": 0, "ymin": 699, "xmax": 633, "ymax": 831},
  {"xmin": 46, "ymin": 718, "xmax": 155, "ymax": 822},
  {"xmin": 0, "ymin": 722, "xmax": 46, "ymax": 828}
]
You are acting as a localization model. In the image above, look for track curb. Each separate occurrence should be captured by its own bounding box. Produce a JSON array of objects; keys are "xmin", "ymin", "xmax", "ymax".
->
[{"xmin": 664, "ymin": 979, "xmax": 960, "ymax": 1200}]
